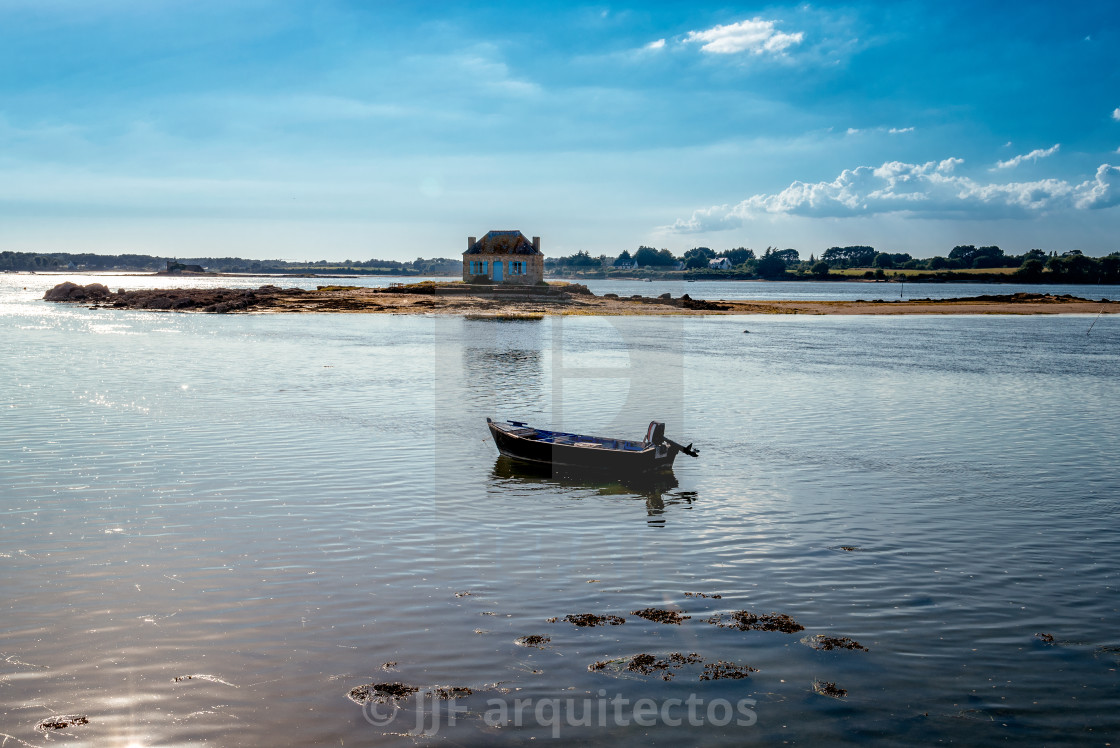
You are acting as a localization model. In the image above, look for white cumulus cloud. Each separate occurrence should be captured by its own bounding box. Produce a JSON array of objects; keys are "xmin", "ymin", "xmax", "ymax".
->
[
  {"xmin": 668, "ymin": 157, "xmax": 1120, "ymax": 232},
  {"xmin": 645, "ymin": 38, "xmax": 666, "ymax": 50},
  {"xmin": 1113, "ymin": 107, "xmax": 1120, "ymax": 121},
  {"xmin": 683, "ymin": 18, "xmax": 804, "ymax": 55},
  {"xmin": 994, "ymin": 143, "xmax": 1060, "ymax": 170},
  {"xmin": 1074, "ymin": 164, "xmax": 1120, "ymax": 209}
]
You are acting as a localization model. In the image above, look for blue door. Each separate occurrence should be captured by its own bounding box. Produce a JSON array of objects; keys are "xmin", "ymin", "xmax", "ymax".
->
[{"xmin": 493, "ymin": 261, "xmax": 503, "ymax": 281}]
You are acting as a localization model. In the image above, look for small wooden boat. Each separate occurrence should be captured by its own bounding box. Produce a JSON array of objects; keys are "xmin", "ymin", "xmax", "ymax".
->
[{"xmin": 487, "ymin": 418, "xmax": 698, "ymax": 474}]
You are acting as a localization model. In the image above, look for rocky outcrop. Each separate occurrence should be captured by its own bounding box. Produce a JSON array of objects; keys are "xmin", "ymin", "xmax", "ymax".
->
[
  {"xmin": 43, "ymin": 282, "xmax": 111, "ymax": 302},
  {"xmin": 44, "ymin": 282, "xmax": 303, "ymax": 313}
]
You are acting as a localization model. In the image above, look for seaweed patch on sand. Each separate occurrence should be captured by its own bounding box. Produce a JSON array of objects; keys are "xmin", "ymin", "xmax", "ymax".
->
[
  {"xmin": 564, "ymin": 613, "xmax": 625, "ymax": 627},
  {"xmin": 700, "ymin": 661, "xmax": 757, "ymax": 680},
  {"xmin": 590, "ymin": 652, "xmax": 702, "ymax": 681},
  {"xmin": 347, "ymin": 682, "xmax": 420, "ymax": 705},
  {"xmin": 515, "ymin": 635, "xmax": 551, "ymax": 649},
  {"xmin": 631, "ymin": 608, "xmax": 690, "ymax": 625},
  {"xmin": 35, "ymin": 714, "xmax": 89, "ymax": 732},
  {"xmin": 431, "ymin": 686, "xmax": 473, "ymax": 700},
  {"xmin": 812, "ymin": 680, "xmax": 847, "ymax": 698},
  {"xmin": 801, "ymin": 635, "xmax": 868, "ymax": 651},
  {"xmin": 171, "ymin": 674, "xmax": 239, "ymax": 688},
  {"xmin": 706, "ymin": 611, "xmax": 804, "ymax": 633}
]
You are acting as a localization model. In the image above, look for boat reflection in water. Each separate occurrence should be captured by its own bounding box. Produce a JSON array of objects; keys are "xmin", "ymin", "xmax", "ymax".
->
[{"xmin": 489, "ymin": 455, "xmax": 696, "ymax": 524}]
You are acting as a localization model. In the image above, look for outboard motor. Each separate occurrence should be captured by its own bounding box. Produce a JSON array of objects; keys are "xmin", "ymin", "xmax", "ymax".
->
[{"xmin": 644, "ymin": 421, "xmax": 666, "ymax": 446}]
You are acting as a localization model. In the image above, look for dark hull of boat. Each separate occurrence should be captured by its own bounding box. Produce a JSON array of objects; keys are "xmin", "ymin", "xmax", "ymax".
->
[{"xmin": 488, "ymin": 420, "xmax": 679, "ymax": 474}]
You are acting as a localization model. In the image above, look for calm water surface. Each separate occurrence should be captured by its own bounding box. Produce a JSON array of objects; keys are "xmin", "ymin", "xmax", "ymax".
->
[
  {"xmin": 6, "ymin": 271, "xmax": 1120, "ymax": 302},
  {"xmin": 1, "ymin": 277, "xmax": 1118, "ymax": 746}
]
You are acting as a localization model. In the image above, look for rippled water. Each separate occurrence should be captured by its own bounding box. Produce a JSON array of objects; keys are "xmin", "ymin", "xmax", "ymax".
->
[{"xmin": 1, "ymin": 280, "xmax": 1118, "ymax": 746}]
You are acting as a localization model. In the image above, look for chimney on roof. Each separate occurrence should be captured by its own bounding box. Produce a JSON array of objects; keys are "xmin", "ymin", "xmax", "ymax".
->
[
  {"xmin": 468, "ymin": 236, "xmax": 476, "ymax": 250},
  {"xmin": 532, "ymin": 236, "xmax": 540, "ymax": 253}
]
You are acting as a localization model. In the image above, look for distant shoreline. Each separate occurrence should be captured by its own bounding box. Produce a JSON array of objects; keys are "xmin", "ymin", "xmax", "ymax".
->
[
  {"xmin": 9, "ymin": 268, "xmax": 1120, "ymax": 286},
  {"xmin": 41, "ymin": 281, "xmax": 1120, "ymax": 316}
]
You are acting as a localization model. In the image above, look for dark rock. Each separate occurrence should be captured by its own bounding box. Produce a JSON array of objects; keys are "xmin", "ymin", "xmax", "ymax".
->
[
  {"xmin": 681, "ymin": 297, "xmax": 731, "ymax": 311},
  {"xmin": 43, "ymin": 282, "xmax": 109, "ymax": 302},
  {"xmin": 43, "ymin": 282, "xmax": 81, "ymax": 301}
]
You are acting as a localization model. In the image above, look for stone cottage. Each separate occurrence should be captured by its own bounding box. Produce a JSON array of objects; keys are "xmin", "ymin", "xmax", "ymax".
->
[{"xmin": 462, "ymin": 230, "xmax": 544, "ymax": 284}]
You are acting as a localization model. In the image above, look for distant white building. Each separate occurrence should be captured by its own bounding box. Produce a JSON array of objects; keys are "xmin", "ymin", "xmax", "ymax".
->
[
  {"xmin": 708, "ymin": 257, "xmax": 732, "ymax": 270},
  {"xmin": 615, "ymin": 259, "xmax": 638, "ymax": 269}
]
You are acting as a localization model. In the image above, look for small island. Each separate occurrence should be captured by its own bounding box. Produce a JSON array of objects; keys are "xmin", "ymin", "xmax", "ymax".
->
[{"xmin": 43, "ymin": 280, "xmax": 1119, "ymax": 316}]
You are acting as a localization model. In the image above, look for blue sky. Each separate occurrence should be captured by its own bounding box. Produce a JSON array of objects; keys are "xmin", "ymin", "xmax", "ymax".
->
[{"xmin": 1, "ymin": 1, "xmax": 1118, "ymax": 261}]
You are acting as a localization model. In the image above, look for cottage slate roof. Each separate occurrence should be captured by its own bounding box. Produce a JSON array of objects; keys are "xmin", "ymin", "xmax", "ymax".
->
[{"xmin": 464, "ymin": 230, "xmax": 541, "ymax": 255}]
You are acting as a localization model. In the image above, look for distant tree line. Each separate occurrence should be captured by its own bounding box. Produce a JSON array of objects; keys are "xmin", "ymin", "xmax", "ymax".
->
[
  {"xmin": 0, "ymin": 250, "xmax": 461, "ymax": 276},
  {"xmin": 5, "ymin": 245, "xmax": 1119, "ymax": 284},
  {"xmin": 544, "ymin": 244, "xmax": 1120, "ymax": 283}
]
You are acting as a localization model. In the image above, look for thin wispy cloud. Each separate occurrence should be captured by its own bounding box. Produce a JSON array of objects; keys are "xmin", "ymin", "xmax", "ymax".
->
[
  {"xmin": 645, "ymin": 38, "xmax": 666, "ymax": 50},
  {"xmin": 994, "ymin": 144, "xmax": 1060, "ymax": 170},
  {"xmin": 683, "ymin": 18, "xmax": 804, "ymax": 56},
  {"xmin": 669, "ymin": 158, "xmax": 1120, "ymax": 232},
  {"xmin": 846, "ymin": 126, "xmax": 914, "ymax": 136}
]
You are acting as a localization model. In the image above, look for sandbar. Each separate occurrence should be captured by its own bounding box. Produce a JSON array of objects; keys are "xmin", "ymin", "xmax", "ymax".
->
[{"xmin": 43, "ymin": 281, "xmax": 1119, "ymax": 316}]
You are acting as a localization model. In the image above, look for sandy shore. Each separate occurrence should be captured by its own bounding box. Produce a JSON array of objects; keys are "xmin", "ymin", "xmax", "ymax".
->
[{"xmin": 43, "ymin": 281, "xmax": 1119, "ymax": 316}]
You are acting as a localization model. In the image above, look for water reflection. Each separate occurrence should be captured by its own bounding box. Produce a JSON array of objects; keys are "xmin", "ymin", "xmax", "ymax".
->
[
  {"xmin": 462, "ymin": 346, "xmax": 544, "ymax": 393},
  {"xmin": 489, "ymin": 456, "xmax": 694, "ymax": 524}
]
